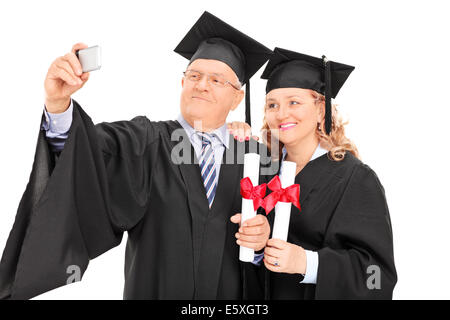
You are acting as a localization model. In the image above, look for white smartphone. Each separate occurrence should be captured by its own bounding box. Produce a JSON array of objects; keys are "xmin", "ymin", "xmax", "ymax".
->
[{"xmin": 76, "ymin": 45, "xmax": 102, "ymax": 72}]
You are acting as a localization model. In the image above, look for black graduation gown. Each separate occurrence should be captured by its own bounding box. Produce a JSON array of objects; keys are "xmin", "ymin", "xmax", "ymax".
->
[
  {"xmin": 257, "ymin": 152, "xmax": 397, "ymax": 300},
  {"xmin": 0, "ymin": 100, "xmax": 267, "ymax": 300}
]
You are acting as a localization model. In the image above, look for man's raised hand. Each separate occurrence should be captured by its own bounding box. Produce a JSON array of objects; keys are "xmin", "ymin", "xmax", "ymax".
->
[{"xmin": 44, "ymin": 43, "xmax": 90, "ymax": 113}]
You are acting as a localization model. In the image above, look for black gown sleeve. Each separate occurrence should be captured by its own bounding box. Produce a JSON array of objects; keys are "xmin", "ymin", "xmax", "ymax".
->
[
  {"xmin": 241, "ymin": 208, "xmax": 269, "ymax": 300},
  {"xmin": 0, "ymin": 100, "xmax": 158, "ymax": 299},
  {"xmin": 315, "ymin": 163, "xmax": 397, "ymax": 299}
]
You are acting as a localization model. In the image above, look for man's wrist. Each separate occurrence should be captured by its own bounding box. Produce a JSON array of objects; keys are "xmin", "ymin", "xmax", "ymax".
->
[{"xmin": 45, "ymin": 97, "xmax": 71, "ymax": 114}]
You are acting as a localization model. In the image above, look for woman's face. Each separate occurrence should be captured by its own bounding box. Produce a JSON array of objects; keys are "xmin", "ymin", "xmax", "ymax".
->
[{"xmin": 265, "ymin": 88, "xmax": 324, "ymax": 147}]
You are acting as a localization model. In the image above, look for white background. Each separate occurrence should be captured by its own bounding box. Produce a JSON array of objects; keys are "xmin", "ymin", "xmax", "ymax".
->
[{"xmin": 0, "ymin": 0, "xmax": 449, "ymax": 300}]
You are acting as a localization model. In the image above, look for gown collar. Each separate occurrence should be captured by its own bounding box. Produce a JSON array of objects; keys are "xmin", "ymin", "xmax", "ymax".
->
[{"xmin": 281, "ymin": 143, "xmax": 328, "ymax": 167}]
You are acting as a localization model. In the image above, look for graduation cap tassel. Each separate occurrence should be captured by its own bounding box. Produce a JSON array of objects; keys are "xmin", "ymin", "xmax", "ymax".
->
[
  {"xmin": 245, "ymin": 79, "xmax": 251, "ymax": 126},
  {"xmin": 322, "ymin": 55, "xmax": 332, "ymax": 135}
]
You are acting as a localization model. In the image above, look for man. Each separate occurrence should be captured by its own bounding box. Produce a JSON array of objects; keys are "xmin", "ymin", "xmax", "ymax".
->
[{"xmin": 0, "ymin": 12, "xmax": 273, "ymax": 299}]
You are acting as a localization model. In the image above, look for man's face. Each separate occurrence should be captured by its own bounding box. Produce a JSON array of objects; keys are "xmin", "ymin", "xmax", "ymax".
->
[{"xmin": 180, "ymin": 59, "xmax": 244, "ymax": 131}]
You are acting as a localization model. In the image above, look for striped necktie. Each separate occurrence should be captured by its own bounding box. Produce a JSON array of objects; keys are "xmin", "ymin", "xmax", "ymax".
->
[{"xmin": 197, "ymin": 133, "xmax": 217, "ymax": 208}]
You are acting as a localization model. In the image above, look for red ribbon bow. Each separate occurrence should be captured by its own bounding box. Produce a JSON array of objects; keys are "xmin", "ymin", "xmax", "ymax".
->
[
  {"xmin": 240, "ymin": 177, "xmax": 267, "ymax": 211},
  {"xmin": 263, "ymin": 175, "xmax": 301, "ymax": 214}
]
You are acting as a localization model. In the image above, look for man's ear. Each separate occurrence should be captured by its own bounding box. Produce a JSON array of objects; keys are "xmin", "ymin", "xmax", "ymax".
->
[
  {"xmin": 230, "ymin": 89, "xmax": 245, "ymax": 111},
  {"xmin": 181, "ymin": 77, "xmax": 185, "ymax": 88}
]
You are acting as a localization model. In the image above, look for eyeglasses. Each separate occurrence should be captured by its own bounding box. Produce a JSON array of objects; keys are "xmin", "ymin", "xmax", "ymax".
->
[{"xmin": 183, "ymin": 70, "xmax": 240, "ymax": 90}]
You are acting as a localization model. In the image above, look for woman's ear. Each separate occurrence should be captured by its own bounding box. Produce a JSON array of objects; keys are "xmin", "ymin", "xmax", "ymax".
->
[
  {"xmin": 316, "ymin": 100, "xmax": 325, "ymax": 123},
  {"xmin": 230, "ymin": 89, "xmax": 245, "ymax": 111}
]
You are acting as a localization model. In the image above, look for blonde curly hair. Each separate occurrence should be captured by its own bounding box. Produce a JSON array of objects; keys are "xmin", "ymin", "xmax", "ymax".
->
[{"xmin": 261, "ymin": 90, "xmax": 360, "ymax": 162}]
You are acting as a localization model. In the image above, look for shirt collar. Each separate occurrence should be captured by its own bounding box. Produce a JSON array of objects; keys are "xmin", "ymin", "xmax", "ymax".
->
[{"xmin": 176, "ymin": 114, "xmax": 229, "ymax": 149}]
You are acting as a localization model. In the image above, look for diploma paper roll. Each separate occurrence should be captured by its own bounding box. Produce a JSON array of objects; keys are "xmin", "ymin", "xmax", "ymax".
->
[
  {"xmin": 239, "ymin": 153, "xmax": 261, "ymax": 262},
  {"xmin": 271, "ymin": 161, "xmax": 297, "ymax": 241}
]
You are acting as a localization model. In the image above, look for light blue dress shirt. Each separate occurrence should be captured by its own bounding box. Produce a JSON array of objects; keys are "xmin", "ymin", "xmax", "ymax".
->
[{"xmin": 42, "ymin": 100, "xmax": 74, "ymax": 152}]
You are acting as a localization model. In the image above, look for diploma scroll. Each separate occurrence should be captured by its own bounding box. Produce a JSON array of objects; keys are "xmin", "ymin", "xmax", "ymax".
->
[
  {"xmin": 239, "ymin": 153, "xmax": 261, "ymax": 262},
  {"xmin": 271, "ymin": 161, "xmax": 297, "ymax": 241}
]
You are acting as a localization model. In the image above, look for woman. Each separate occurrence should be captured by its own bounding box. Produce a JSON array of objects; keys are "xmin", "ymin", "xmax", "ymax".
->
[{"xmin": 234, "ymin": 47, "xmax": 397, "ymax": 299}]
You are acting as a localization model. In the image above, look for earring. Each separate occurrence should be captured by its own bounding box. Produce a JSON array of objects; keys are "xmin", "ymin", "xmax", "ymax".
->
[{"xmin": 317, "ymin": 122, "xmax": 322, "ymax": 131}]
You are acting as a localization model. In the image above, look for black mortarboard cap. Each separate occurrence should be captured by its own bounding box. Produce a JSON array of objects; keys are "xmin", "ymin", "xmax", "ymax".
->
[
  {"xmin": 174, "ymin": 11, "xmax": 273, "ymax": 125},
  {"xmin": 261, "ymin": 47, "xmax": 355, "ymax": 135}
]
